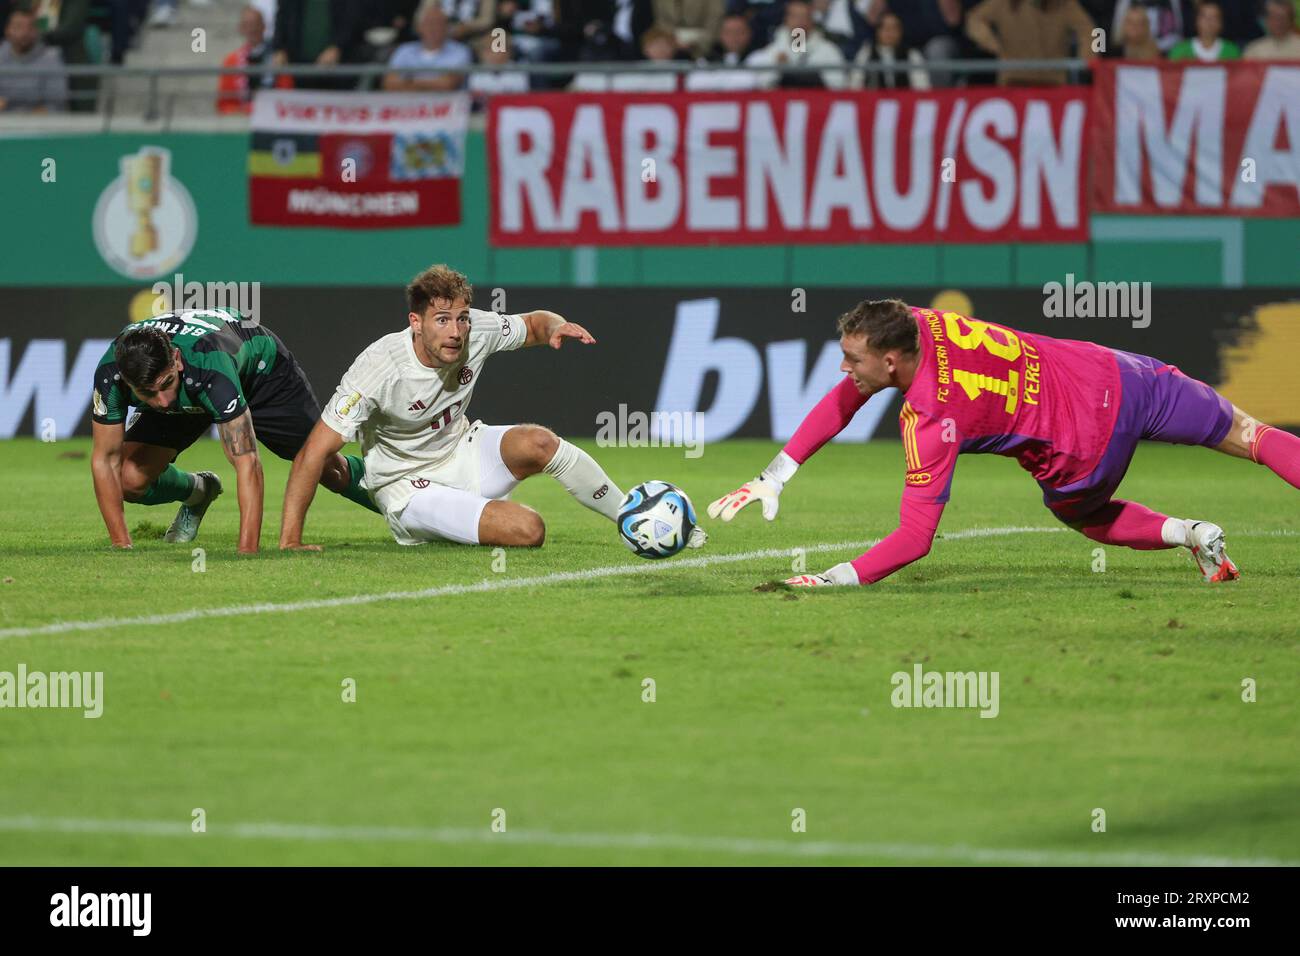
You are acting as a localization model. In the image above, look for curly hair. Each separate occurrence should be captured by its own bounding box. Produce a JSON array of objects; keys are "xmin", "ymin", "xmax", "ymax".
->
[
  {"xmin": 835, "ymin": 298, "xmax": 919, "ymax": 354},
  {"xmin": 406, "ymin": 264, "xmax": 474, "ymax": 316}
]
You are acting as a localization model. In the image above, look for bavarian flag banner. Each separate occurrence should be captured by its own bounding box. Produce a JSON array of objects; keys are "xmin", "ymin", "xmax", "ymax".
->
[{"xmin": 249, "ymin": 90, "xmax": 469, "ymax": 229}]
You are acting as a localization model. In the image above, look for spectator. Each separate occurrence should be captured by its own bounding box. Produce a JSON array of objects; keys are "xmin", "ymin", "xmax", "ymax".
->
[
  {"xmin": 272, "ymin": 0, "xmax": 342, "ymax": 84},
  {"xmin": 273, "ymin": 1, "xmax": 402, "ymax": 88},
  {"xmin": 1109, "ymin": 2, "xmax": 1159, "ymax": 58},
  {"xmin": 726, "ymin": 0, "xmax": 784, "ymax": 48},
  {"xmin": 965, "ymin": 0, "xmax": 1094, "ymax": 86},
  {"xmin": 467, "ymin": 27, "xmax": 528, "ymax": 106},
  {"xmin": 250, "ymin": 0, "xmax": 278, "ymax": 40},
  {"xmin": 866, "ymin": 0, "xmax": 964, "ymax": 69},
  {"xmin": 1245, "ymin": 0, "xmax": 1300, "ymax": 60},
  {"xmin": 1215, "ymin": 0, "xmax": 1261, "ymax": 46},
  {"xmin": 685, "ymin": 10, "xmax": 762, "ymax": 87},
  {"xmin": 652, "ymin": 0, "xmax": 724, "ymax": 58},
  {"xmin": 555, "ymin": 0, "xmax": 654, "ymax": 63},
  {"xmin": 28, "ymin": 0, "xmax": 90, "ymax": 108},
  {"xmin": 854, "ymin": 10, "xmax": 929, "ymax": 89},
  {"xmin": 745, "ymin": 0, "xmax": 848, "ymax": 88},
  {"xmin": 1110, "ymin": 0, "xmax": 1188, "ymax": 54},
  {"xmin": 217, "ymin": 5, "xmax": 293, "ymax": 114},
  {"xmin": 705, "ymin": 8, "xmax": 753, "ymax": 61},
  {"xmin": 571, "ymin": 23, "xmax": 680, "ymax": 88},
  {"xmin": 445, "ymin": 0, "xmax": 498, "ymax": 43},
  {"xmin": 107, "ymin": 0, "xmax": 152, "ymax": 64},
  {"xmin": 384, "ymin": 1, "xmax": 472, "ymax": 90},
  {"xmin": 813, "ymin": 0, "xmax": 870, "ymax": 60},
  {"xmin": 0, "ymin": 6, "xmax": 67, "ymax": 111},
  {"xmin": 1168, "ymin": 1, "xmax": 1239, "ymax": 60},
  {"xmin": 502, "ymin": 0, "xmax": 561, "ymax": 63}
]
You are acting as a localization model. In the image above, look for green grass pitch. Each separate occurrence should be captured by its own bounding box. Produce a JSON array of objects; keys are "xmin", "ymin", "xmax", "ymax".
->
[{"xmin": 0, "ymin": 436, "xmax": 1296, "ymax": 866}]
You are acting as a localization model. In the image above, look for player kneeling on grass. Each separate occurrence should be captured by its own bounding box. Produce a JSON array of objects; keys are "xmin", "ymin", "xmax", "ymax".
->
[
  {"xmin": 279, "ymin": 265, "xmax": 700, "ymax": 552},
  {"xmin": 90, "ymin": 310, "xmax": 378, "ymax": 553},
  {"xmin": 710, "ymin": 298, "xmax": 1300, "ymax": 588}
]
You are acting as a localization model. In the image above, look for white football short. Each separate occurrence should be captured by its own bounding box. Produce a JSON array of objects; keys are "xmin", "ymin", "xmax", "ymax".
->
[{"xmin": 386, "ymin": 421, "xmax": 520, "ymax": 546}]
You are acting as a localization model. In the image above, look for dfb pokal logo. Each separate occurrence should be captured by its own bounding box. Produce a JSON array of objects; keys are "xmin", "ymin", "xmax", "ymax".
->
[
  {"xmin": 93, "ymin": 146, "xmax": 198, "ymax": 280},
  {"xmin": 411, "ymin": 478, "xmax": 431, "ymax": 489},
  {"xmin": 459, "ymin": 366, "xmax": 473, "ymax": 386}
]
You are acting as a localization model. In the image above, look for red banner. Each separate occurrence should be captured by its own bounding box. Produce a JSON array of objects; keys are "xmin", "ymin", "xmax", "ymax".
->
[
  {"xmin": 249, "ymin": 177, "xmax": 461, "ymax": 229},
  {"xmin": 488, "ymin": 88, "xmax": 1089, "ymax": 246},
  {"xmin": 249, "ymin": 91, "xmax": 469, "ymax": 229},
  {"xmin": 1091, "ymin": 60, "xmax": 1300, "ymax": 217}
]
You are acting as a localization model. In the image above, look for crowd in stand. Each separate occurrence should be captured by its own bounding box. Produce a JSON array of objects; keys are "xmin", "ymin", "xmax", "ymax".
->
[{"xmin": 2, "ymin": 0, "xmax": 1299, "ymax": 114}]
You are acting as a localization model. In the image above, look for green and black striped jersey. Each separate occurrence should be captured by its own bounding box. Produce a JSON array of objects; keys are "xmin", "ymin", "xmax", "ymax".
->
[{"xmin": 91, "ymin": 310, "xmax": 284, "ymax": 426}]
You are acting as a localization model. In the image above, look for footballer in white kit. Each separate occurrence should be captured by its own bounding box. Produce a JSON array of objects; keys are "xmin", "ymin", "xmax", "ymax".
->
[{"xmin": 279, "ymin": 264, "xmax": 694, "ymax": 551}]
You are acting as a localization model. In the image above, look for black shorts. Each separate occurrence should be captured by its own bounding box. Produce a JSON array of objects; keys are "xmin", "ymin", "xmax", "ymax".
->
[{"xmin": 124, "ymin": 349, "xmax": 322, "ymax": 462}]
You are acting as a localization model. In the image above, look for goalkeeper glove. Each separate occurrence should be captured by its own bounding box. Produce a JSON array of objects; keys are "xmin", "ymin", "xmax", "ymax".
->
[
  {"xmin": 784, "ymin": 563, "xmax": 859, "ymax": 587},
  {"xmin": 707, "ymin": 451, "xmax": 799, "ymax": 522}
]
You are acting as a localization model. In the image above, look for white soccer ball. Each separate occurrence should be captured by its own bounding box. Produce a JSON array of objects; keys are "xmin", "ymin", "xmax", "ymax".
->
[{"xmin": 616, "ymin": 480, "xmax": 697, "ymax": 560}]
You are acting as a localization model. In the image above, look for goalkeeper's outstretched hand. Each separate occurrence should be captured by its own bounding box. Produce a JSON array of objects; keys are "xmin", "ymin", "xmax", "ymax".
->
[
  {"xmin": 784, "ymin": 564, "xmax": 859, "ymax": 588},
  {"xmin": 707, "ymin": 474, "xmax": 783, "ymax": 522}
]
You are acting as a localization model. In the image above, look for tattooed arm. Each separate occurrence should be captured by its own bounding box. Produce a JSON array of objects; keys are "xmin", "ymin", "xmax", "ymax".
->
[{"xmin": 218, "ymin": 410, "xmax": 264, "ymax": 554}]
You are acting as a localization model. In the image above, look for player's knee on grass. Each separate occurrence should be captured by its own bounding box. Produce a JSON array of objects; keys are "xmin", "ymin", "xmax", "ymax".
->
[
  {"xmin": 501, "ymin": 425, "xmax": 560, "ymax": 479},
  {"xmin": 479, "ymin": 500, "xmax": 545, "ymax": 548},
  {"xmin": 319, "ymin": 454, "xmax": 350, "ymax": 493},
  {"xmin": 119, "ymin": 460, "xmax": 157, "ymax": 501}
]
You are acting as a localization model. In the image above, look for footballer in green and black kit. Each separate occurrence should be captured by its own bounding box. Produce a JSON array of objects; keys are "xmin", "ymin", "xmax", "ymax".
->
[
  {"xmin": 95, "ymin": 311, "xmax": 321, "ymax": 458},
  {"xmin": 89, "ymin": 309, "xmax": 377, "ymax": 550}
]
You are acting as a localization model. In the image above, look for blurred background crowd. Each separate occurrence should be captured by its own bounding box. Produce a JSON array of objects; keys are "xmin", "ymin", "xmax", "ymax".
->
[{"xmin": 2, "ymin": 0, "xmax": 1298, "ymax": 113}]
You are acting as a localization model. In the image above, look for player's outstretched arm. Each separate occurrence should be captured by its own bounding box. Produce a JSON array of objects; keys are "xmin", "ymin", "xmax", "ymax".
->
[
  {"xmin": 280, "ymin": 419, "xmax": 346, "ymax": 552},
  {"xmin": 788, "ymin": 402, "xmax": 956, "ymax": 587},
  {"xmin": 521, "ymin": 310, "xmax": 596, "ymax": 349},
  {"xmin": 787, "ymin": 498, "xmax": 945, "ymax": 588},
  {"xmin": 784, "ymin": 375, "xmax": 872, "ymax": 463},
  {"xmin": 709, "ymin": 376, "xmax": 869, "ymax": 523},
  {"xmin": 217, "ymin": 410, "xmax": 264, "ymax": 554},
  {"xmin": 90, "ymin": 421, "xmax": 132, "ymax": 549}
]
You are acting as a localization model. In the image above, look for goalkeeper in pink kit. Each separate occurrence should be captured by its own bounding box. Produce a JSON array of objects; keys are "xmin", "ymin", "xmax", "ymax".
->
[{"xmin": 709, "ymin": 299, "xmax": 1300, "ymax": 588}]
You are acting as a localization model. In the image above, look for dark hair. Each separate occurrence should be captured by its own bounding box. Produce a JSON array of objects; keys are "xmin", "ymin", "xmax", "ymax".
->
[
  {"xmin": 836, "ymin": 298, "xmax": 919, "ymax": 355},
  {"xmin": 406, "ymin": 264, "xmax": 473, "ymax": 316},
  {"xmin": 115, "ymin": 324, "xmax": 174, "ymax": 388}
]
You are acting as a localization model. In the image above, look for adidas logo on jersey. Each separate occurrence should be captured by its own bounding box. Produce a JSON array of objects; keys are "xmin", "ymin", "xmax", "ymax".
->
[{"xmin": 408, "ymin": 399, "xmax": 427, "ymax": 412}]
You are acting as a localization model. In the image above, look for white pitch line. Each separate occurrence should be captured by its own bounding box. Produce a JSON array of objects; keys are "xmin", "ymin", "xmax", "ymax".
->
[
  {"xmin": 0, "ymin": 815, "xmax": 1290, "ymax": 866},
  {"xmin": 0, "ymin": 525, "xmax": 1064, "ymax": 640}
]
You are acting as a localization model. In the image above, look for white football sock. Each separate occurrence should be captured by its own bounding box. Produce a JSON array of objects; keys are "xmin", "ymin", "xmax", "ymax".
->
[
  {"xmin": 542, "ymin": 439, "xmax": 623, "ymax": 522},
  {"xmin": 183, "ymin": 473, "xmax": 207, "ymax": 506},
  {"xmin": 1161, "ymin": 517, "xmax": 1190, "ymax": 547}
]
